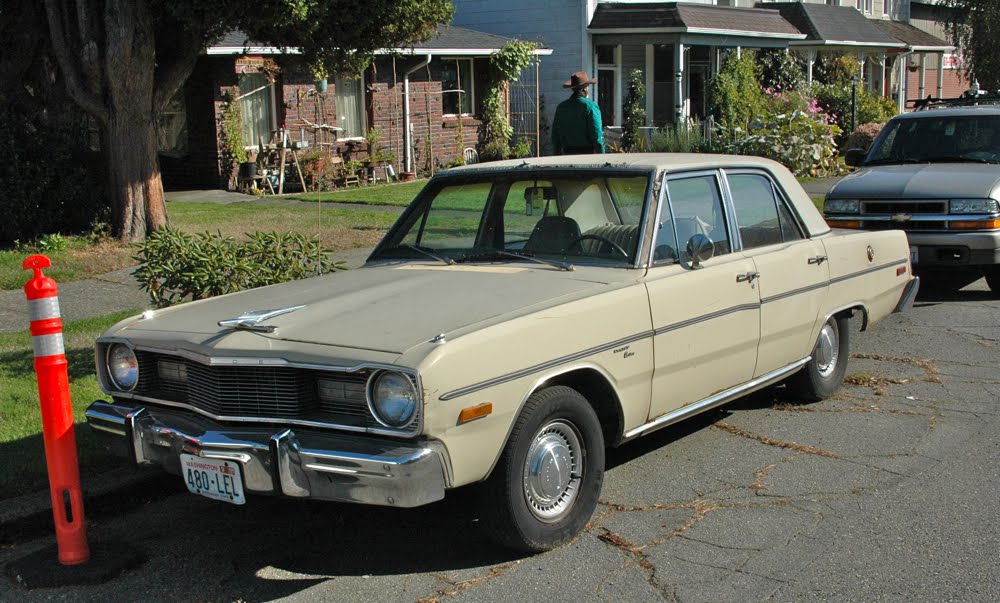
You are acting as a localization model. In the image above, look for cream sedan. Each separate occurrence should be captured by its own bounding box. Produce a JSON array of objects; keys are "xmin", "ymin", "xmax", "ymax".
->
[{"xmin": 87, "ymin": 154, "xmax": 918, "ymax": 552}]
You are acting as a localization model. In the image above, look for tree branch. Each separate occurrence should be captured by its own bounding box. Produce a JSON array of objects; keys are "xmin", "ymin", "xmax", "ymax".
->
[{"xmin": 44, "ymin": 0, "xmax": 107, "ymax": 123}]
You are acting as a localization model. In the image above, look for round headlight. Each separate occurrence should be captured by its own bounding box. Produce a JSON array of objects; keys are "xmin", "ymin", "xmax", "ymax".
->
[
  {"xmin": 107, "ymin": 344, "xmax": 139, "ymax": 391},
  {"xmin": 368, "ymin": 371, "xmax": 418, "ymax": 428}
]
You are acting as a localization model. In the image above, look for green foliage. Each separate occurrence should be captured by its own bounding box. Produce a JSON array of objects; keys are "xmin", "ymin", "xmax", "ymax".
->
[
  {"xmin": 811, "ymin": 83, "xmax": 897, "ymax": 143},
  {"xmin": 132, "ymin": 229, "xmax": 344, "ymax": 307},
  {"xmin": 0, "ymin": 105, "xmax": 108, "ymax": 247},
  {"xmin": 758, "ymin": 49, "xmax": 803, "ymax": 92},
  {"xmin": 945, "ymin": 1, "xmax": 1000, "ymax": 90},
  {"xmin": 843, "ymin": 122, "xmax": 886, "ymax": 152},
  {"xmin": 707, "ymin": 51, "xmax": 767, "ymax": 133},
  {"xmin": 622, "ymin": 69, "xmax": 647, "ymax": 152},
  {"xmin": 649, "ymin": 123, "xmax": 707, "ymax": 153},
  {"xmin": 481, "ymin": 41, "xmax": 536, "ymax": 161},
  {"xmin": 219, "ymin": 89, "xmax": 248, "ymax": 186},
  {"xmin": 814, "ymin": 54, "xmax": 862, "ymax": 86}
]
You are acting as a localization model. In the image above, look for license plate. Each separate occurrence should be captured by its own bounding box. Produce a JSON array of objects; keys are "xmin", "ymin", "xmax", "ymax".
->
[
  {"xmin": 180, "ymin": 454, "xmax": 245, "ymax": 505},
  {"xmin": 909, "ymin": 246, "xmax": 919, "ymax": 264}
]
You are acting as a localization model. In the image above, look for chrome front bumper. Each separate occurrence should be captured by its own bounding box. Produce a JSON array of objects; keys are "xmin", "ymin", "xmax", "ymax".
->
[{"xmin": 85, "ymin": 400, "xmax": 448, "ymax": 508}]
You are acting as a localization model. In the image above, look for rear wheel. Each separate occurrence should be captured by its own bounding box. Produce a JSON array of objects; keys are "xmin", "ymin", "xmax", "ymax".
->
[
  {"xmin": 789, "ymin": 315, "xmax": 850, "ymax": 401},
  {"xmin": 479, "ymin": 386, "xmax": 604, "ymax": 553}
]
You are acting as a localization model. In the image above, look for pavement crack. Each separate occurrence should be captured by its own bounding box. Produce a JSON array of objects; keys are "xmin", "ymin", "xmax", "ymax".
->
[
  {"xmin": 712, "ymin": 421, "xmax": 840, "ymax": 459},
  {"xmin": 850, "ymin": 352, "xmax": 941, "ymax": 383},
  {"xmin": 416, "ymin": 563, "xmax": 516, "ymax": 603}
]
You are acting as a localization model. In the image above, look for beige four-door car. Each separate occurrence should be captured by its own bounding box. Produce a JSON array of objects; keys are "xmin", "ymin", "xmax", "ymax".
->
[{"xmin": 87, "ymin": 154, "xmax": 918, "ymax": 552}]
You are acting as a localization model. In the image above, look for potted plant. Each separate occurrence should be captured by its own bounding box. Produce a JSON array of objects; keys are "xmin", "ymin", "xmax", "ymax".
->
[{"xmin": 313, "ymin": 64, "xmax": 328, "ymax": 93}]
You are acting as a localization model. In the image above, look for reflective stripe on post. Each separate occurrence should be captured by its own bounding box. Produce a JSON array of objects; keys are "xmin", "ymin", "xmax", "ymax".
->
[{"xmin": 22, "ymin": 254, "xmax": 90, "ymax": 566}]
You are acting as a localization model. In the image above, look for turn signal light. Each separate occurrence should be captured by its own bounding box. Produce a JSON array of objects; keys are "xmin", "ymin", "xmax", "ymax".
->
[
  {"xmin": 458, "ymin": 402, "xmax": 493, "ymax": 425},
  {"xmin": 949, "ymin": 219, "xmax": 1000, "ymax": 230},
  {"xmin": 826, "ymin": 219, "xmax": 861, "ymax": 229}
]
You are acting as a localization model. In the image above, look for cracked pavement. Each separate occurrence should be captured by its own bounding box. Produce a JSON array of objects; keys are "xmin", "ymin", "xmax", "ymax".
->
[{"xmin": 3, "ymin": 282, "xmax": 999, "ymax": 602}]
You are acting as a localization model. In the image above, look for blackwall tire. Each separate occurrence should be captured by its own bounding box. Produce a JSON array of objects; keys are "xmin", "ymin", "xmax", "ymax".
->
[
  {"xmin": 790, "ymin": 315, "xmax": 850, "ymax": 402},
  {"xmin": 479, "ymin": 385, "xmax": 605, "ymax": 553}
]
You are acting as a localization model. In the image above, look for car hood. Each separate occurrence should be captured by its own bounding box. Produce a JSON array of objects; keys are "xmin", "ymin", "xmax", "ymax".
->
[
  {"xmin": 829, "ymin": 163, "xmax": 1000, "ymax": 199},
  {"xmin": 118, "ymin": 263, "xmax": 632, "ymax": 355}
]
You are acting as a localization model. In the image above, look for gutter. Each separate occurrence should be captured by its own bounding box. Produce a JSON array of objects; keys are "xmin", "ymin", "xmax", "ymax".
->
[{"xmin": 403, "ymin": 54, "xmax": 432, "ymax": 174}]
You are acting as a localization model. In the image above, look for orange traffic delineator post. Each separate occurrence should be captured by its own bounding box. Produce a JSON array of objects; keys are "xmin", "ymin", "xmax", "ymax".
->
[{"xmin": 22, "ymin": 254, "xmax": 90, "ymax": 566}]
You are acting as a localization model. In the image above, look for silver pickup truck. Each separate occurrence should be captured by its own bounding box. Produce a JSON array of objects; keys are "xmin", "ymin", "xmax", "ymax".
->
[{"xmin": 825, "ymin": 100, "xmax": 1000, "ymax": 292}]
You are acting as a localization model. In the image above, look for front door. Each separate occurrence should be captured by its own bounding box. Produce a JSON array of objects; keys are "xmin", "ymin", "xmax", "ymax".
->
[{"xmin": 646, "ymin": 172, "xmax": 761, "ymax": 419}]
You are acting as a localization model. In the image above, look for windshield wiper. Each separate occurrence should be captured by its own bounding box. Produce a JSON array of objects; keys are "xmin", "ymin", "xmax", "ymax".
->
[
  {"xmin": 922, "ymin": 155, "xmax": 997, "ymax": 164},
  {"xmin": 862, "ymin": 158, "xmax": 922, "ymax": 166},
  {"xmin": 393, "ymin": 244, "xmax": 455, "ymax": 265},
  {"xmin": 459, "ymin": 250, "xmax": 574, "ymax": 272}
]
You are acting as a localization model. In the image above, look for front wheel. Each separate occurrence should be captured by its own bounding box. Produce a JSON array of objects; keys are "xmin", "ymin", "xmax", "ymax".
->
[
  {"xmin": 789, "ymin": 315, "xmax": 850, "ymax": 401},
  {"xmin": 479, "ymin": 386, "xmax": 605, "ymax": 553}
]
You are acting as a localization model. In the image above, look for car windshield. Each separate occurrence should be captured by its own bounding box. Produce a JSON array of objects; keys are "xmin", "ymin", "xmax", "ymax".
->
[
  {"xmin": 867, "ymin": 114, "xmax": 1000, "ymax": 165},
  {"xmin": 370, "ymin": 170, "xmax": 651, "ymax": 268}
]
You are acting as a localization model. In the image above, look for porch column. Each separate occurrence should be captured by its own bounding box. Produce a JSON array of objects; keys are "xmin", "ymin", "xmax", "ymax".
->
[
  {"xmin": 859, "ymin": 53, "xmax": 867, "ymax": 89},
  {"xmin": 878, "ymin": 53, "xmax": 887, "ymax": 97},
  {"xmin": 898, "ymin": 54, "xmax": 908, "ymax": 113},
  {"xmin": 675, "ymin": 42, "xmax": 686, "ymax": 124},
  {"xmin": 645, "ymin": 45, "xmax": 654, "ymax": 127},
  {"xmin": 919, "ymin": 53, "xmax": 927, "ymax": 100},
  {"xmin": 806, "ymin": 50, "xmax": 816, "ymax": 86},
  {"xmin": 937, "ymin": 54, "xmax": 945, "ymax": 99}
]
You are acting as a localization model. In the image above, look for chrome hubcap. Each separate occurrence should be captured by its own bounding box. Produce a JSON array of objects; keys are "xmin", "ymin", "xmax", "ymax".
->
[
  {"xmin": 523, "ymin": 420, "xmax": 583, "ymax": 522},
  {"xmin": 815, "ymin": 319, "xmax": 840, "ymax": 378}
]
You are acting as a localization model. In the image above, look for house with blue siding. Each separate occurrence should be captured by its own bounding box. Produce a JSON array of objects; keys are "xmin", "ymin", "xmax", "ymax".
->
[{"xmin": 452, "ymin": 1, "xmax": 960, "ymax": 153}]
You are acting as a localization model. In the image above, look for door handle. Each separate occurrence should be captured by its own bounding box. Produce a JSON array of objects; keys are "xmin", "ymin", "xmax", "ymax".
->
[
  {"xmin": 808, "ymin": 255, "xmax": 828, "ymax": 265},
  {"xmin": 736, "ymin": 271, "xmax": 760, "ymax": 283}
]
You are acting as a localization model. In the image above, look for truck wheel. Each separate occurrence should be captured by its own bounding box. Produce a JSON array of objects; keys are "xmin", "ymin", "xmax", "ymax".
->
[
  {"xmin": 790, "ymin": 315, "xmax": 849, "ymax": 401},
  {"xmin": 480, "ymin": 385, "xmax": 604, "ymax": 553}
]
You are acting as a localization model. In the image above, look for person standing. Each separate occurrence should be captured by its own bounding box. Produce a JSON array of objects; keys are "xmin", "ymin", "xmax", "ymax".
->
[{"xmin": 551, "ymin": 71, "xmax": 605, "ymax": 155}]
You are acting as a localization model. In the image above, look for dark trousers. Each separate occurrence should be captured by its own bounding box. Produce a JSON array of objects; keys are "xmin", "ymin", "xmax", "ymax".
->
[{"xmin": 560, "ymin": 146, "xmax": 596, "ymax": 155}]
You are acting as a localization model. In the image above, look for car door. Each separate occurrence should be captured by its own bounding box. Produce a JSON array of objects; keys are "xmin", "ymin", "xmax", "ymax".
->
[
  {"xmin": 724, "ymin": 170, "xmax": 830, "ymax": 378},
  {"xmin": 645, "ymin": 171, "xmax": 761, "ymax": 420}
]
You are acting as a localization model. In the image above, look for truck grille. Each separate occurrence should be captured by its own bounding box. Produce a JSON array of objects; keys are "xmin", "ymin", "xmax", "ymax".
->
[
  {"xmin": 130, "ymin": 350, "xmax": 418, "ymax": 434},
  {"xmin": 861, "ymin": 200, "xmax": 947, "ymax": 215}
]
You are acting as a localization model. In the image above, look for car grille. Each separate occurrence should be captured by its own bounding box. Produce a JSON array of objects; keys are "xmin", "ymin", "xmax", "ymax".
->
[
  {"xmin": 129, "ymin": 350, "xmax": 418, "ymax": 434},
  {"xmin": 858, "ymin": 200, "xmax": 948, "ymax": 231}
]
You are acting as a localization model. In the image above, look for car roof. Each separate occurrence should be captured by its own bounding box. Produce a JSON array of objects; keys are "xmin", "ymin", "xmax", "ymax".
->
[{"xmin": 440, "ymin": 152, "xmax": 786, "ymax": 174}]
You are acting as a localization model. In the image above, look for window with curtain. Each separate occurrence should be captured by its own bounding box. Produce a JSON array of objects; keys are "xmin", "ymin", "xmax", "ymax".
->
[
  {"xmin": 238, "ymin": 72, "xmax": 274, "ymax": 148},
  {"xmin": 442, "ymin": 58, "xmax": 474, "ymax": 115},
  {"xmin": 335, "ymin": 73, "xmax": 365, "ymax": 138}
]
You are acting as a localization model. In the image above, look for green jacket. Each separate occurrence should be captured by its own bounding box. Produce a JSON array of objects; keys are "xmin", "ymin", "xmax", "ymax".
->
[{"xmin": 551, "ymin": 94, "xmax": 605, "ymax": 154}]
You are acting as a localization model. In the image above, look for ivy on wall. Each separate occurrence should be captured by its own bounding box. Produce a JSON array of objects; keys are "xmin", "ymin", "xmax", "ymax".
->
[{"xmin": 481, "ymin": 41, "xmax": 536, "ymax": 161}]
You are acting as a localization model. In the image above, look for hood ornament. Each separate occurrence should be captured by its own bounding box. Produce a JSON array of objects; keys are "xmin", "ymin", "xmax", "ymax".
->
[{"xmin": 218, "ymin": 305, "xmax": 306, "ymax": 333}]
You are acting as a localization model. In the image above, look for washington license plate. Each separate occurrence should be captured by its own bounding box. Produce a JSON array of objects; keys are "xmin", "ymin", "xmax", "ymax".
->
[{"xmin": 180, "ymin": 454, "xmax": 245, "ymax": 505}]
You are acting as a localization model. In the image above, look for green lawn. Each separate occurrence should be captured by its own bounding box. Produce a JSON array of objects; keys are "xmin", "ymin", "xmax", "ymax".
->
[
  {"xmin": 0, "ymin": 311, "xmax": 139, "ymax": 499},
  {"xmin": 285, "ymin": 179, "xmax": 427, "ymax": 206}
]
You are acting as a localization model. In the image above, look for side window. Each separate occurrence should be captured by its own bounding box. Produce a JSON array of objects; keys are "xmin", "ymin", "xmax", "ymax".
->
[
  {"xmin": 729, "ymin": 174, "xmax": 802, "ymax": 249},
  {"xmin": 665, "ymin": 175, "xmax": 731, "ymax": 257},
  {"xmin": 653, "ymin": 193, "xmax": 677, "ymax": 263}
]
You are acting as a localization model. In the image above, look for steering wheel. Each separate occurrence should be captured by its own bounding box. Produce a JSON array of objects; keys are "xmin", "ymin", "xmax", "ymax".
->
[{"xmin": 567, "ymin": 234, "xmax": 629, "ymax": 258}]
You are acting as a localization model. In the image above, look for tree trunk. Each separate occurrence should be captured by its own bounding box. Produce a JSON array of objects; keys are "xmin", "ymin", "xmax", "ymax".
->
[{"xmin": 103, "ymin": 102, "xmax": 168, "ymax": 241}]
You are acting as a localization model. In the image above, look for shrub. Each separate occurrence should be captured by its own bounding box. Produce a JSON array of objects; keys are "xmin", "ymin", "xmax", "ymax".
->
[
  {"xmin": 707, "ymin": 51, "xmax": 767, "ymax": 133},
  {"xmin": 650, "ymin": 122, "xmax": 707, "ymax": 153},
  {"xmin": 758, "ymin": 49, "xmax": 804, "ymax": 92},
  {"xmin": 842, "ymin": 122, "xmax": 886, "ymax": 153},
  {"xmin": 0, "ymin": 104, "xmax": 107, "ymax": 247},
  {"xmin": 811, "ymin": 83, "xmax": 897, "ymax": 144},
  {"xmin": 724, "ymin": 109, "xmax": 842, "ymax": 177},
  {"xmin": 621, "ymin": 69, "xmax": 647, "ymax": 152},
  {"xmin": 132, "ymin": 229, "xmax": 344, "ymax": 307}
]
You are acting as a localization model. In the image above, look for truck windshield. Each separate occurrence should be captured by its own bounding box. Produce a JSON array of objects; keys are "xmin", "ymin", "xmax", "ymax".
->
[{"xmin": 867, "ymin": 115, "xmax": 1000, "ymax": 164}]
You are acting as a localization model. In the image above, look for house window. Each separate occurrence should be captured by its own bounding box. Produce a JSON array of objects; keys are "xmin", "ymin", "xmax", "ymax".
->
[
  {"xmin": 238, "ymin": 72, "xmax": 275, "ymax": 147},
  {"xmin": 335, "ymin": 73, "xmax": 365, "ymax": 138},
  {"xmin": 442, "ymin": 58, "xmax": 474, "ymax": 115},
  {"xmin": 596, "ymin": 45, "xmax": 619, "ymax": 127},
  {"xmin": 158, "ymin": 90, "xmax": 188, "ymax": 155},
  {"xmin": 856, "ymin": 0, "xmax": 873, "ymax": 14}
]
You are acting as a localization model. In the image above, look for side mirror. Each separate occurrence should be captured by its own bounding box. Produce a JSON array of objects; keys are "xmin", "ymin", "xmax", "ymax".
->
[
  {"xmin": 686, "ymin": 234, "xmax": 714, "ymax": 269},
  {"xmin": 844, "ymin": 148, "xmax": 866, "ymax": 167}
]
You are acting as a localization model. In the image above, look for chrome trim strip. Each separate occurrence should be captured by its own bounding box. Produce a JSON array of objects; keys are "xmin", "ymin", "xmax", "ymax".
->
[
  {"xmin": 623, "ymin": 357, "xmax": 811, "ymax": 440},
  {"xmin": 89, "ymin": 422, "xmax": 126, "ymax": 437},
  {"xmin": 760, "ymin": 280, "xmax": 829, "ymax": 304},
  {"xmin": 653, "ymin": 303, "xmax": 759, "ymax": 337},
  {"xmin": 829, "ymin": 258, "xmax": 907, "ymax": 286}
]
